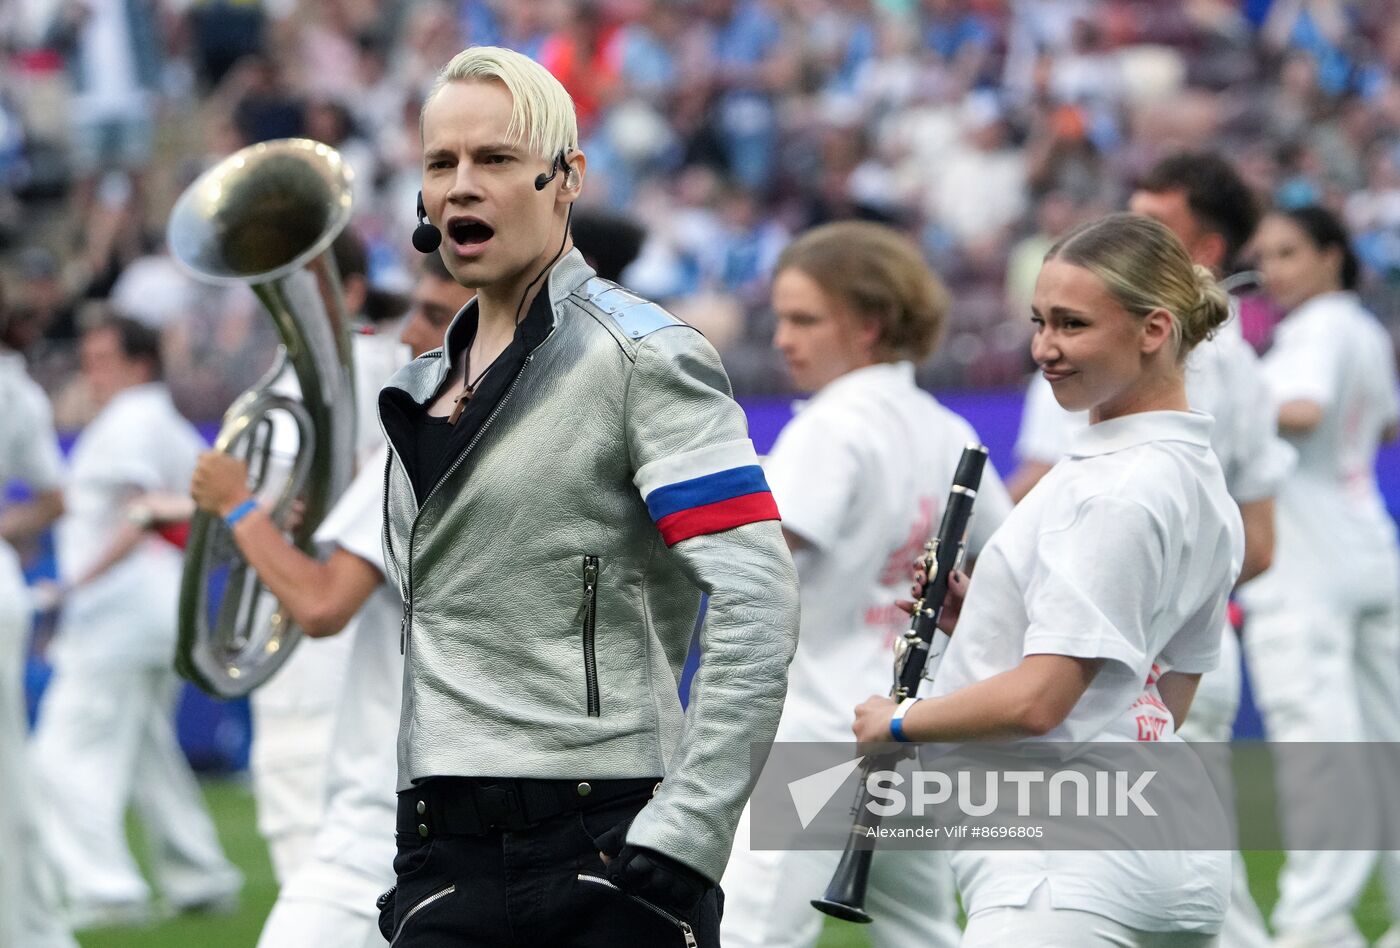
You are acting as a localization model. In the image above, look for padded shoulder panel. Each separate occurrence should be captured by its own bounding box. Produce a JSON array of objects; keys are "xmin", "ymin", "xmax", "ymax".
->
[{"xmin": 581, "ymin": 277, "xmax": 683, "ymax": 340}]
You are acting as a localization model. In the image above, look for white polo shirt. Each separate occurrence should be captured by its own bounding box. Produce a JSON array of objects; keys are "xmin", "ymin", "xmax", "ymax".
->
[
  {"xmin": 1240, "ymin": 291, "xmax": 1400, "ymax": 612},
  {"xmin": 300, "ymin": 446, "xmax": 403, "ymax": 882},
  {"xmin": 763, "ymin": 362, "xmax": 1012, "ymax": 743},
  {"xmin": 54, "ymin": 383, "xmax": 206, "ymax": 669},
  {"xmin": 933, "ymin": 410, "xmax": 1243, "ymax": 932},
  {"xmin": 0, "ymin": 350, "xmax": 64, "ymax": 620}
]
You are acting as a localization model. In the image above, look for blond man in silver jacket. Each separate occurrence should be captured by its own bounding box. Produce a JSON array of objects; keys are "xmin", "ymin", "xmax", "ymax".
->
[{"xmin": 375, "ymin": 46, "xmax": 799, "ymax": 947}]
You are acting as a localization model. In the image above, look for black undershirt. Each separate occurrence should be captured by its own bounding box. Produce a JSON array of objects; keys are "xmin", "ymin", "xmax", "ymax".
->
[
  {"xmin": 412, "ymin": 415, "xmax": 456, "ymax": 498},
  {"xmin": 383, "ymin": 287, "xmax": 554, "ymax": 504}
]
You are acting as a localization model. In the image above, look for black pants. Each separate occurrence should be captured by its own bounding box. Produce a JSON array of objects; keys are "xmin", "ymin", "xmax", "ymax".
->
[{"xmin": 384, "ymin": 781, "xmax": 722, "ymax": 947}]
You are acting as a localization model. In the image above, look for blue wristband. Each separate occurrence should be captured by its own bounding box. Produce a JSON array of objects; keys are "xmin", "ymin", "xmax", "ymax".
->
[
  {"xmin": 224, "ymin": 498, "xmax": 259, "ymax": 529},
  {"xmin": 889, "ymin": 699, "xmax": 921, "ymax": 744}
]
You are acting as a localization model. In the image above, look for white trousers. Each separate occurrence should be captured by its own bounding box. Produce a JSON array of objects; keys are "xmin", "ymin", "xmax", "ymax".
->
[
  {"xmin": 1175, "ymin": 629, "xmax": 1271, "ymax": 948},
  {"xmin": 1243, "ymin": 596, "xmax": 1400, "ymax": 946},
  {"xmin": 249, "ymin": 633, "xmax": 349, "ymax": 884},
  {"xmin": 30, "ymin": 661, "xmax": 242, "ymax": 909},
  {"xmin": 961, "ymin": 882, "xmax": 1218, "ymax": 948},
  {"xmin": 0, "ymin": 566, "xmax": 78, "ymax": 948},
  {"xmin": 256, "ymin": 856, "xmax": 388, "ymax": 948},
  {"xmin": 719, "ymin": 802, "xmax": 961, "ymax": 948},
  {"xmin": 249, "ymin": 705, "xmax": 338, "ymax": 884}
]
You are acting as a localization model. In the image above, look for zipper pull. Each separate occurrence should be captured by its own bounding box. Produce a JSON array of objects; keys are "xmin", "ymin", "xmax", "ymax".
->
[
  {"xmin": 583, "ymin": 555, "xmax": 598, "ymax": 592},
  {"xmin": 400, "ymin": 604, "xmax": 410, "ymax": 655},
  {"xmin": 681, "ymin": 923, "xmax": 697, "ymax": 948}
]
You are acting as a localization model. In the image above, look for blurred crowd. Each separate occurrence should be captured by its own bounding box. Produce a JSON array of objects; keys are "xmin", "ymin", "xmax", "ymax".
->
[{"xmin": 3, "ymin": 0, "xmax": 1400, "ymax": 419}]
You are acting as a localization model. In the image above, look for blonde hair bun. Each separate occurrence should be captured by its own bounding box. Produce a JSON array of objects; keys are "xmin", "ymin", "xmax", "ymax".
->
[{"xmin": 1182, "ymin": 263, "xmax": 1231, "ymax": 350}]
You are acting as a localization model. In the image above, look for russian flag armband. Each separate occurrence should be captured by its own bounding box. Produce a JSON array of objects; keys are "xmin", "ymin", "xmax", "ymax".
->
[{"xmin": 634, "ymin": 440, "xmax": 781, "ymax": 547}]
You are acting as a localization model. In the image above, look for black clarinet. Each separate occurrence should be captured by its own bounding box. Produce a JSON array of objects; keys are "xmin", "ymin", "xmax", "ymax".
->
[{"xmin": 812, "ymin": 443, "xmax": 989, "ymax": 924}]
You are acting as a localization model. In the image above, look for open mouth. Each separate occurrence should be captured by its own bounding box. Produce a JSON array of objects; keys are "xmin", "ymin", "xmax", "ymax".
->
[{"xmin": 447, "ymin": 219, "xmax": 495, "ymax": 247}]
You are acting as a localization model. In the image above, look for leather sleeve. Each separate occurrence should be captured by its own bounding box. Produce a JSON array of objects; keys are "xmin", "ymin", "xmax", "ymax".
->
[{"xmin": 621, "ymin": 326, "xmax": 800, "ymax": 883}]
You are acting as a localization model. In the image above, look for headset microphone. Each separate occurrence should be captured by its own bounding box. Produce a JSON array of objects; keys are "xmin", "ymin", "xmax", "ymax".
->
[
  {"xmin": 412, "ymin": 191, "xmax": 442, "ymax": 254},
  {"xmin": 535, "ymin": 151, "xmax": 575, "ymax": 191}
]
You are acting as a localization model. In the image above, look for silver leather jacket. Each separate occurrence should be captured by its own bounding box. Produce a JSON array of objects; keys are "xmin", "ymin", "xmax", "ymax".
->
[{"xmin": 377, "ymin": 250, "xmax": 799, "ymax": 882}]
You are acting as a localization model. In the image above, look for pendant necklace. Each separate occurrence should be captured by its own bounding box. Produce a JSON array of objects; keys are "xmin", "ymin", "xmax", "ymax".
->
[{"xmin": 448, "ymin": 343, "xmax": 506, "ymax": 424}]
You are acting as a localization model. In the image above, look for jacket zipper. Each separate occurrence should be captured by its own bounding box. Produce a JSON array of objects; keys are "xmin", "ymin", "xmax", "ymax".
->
[
  {"xmin": 582, "ymin": 555, "xmax": 600, "ymax": 717},
  {"xmin": 380, "ymin": 354, "xmax": 535, "ymax": 655},
  {"xmin": 576, "ymin": 874, "xmax": 697, "ymax": 947},
  {"xmin": 389, "ymin": 883, "xmax": 456, "ymax": 946}
]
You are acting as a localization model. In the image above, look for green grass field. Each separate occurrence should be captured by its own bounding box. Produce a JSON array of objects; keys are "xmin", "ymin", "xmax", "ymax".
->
[{"xmin": 76, "ymin": 778, "xmax": 1393, "ymax": 948}]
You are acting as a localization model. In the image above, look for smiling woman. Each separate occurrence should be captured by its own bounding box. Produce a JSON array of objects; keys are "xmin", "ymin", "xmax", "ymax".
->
[
  {"xmin": 850, "ymin": 213, "xmax": 1245, "ymax": 944},
  {"xmin": 1030, "ymin": 213, "xmax": 1230, "ymax": 423}
]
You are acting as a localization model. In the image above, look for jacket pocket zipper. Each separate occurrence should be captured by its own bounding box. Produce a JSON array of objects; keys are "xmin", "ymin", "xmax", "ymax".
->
[
  {"xmin": 576, "ymin": 873, "xmax": 697, "ymax": 947},
  {"xmin": 390, "ymin": 882, "xmax": 456, "ymax": 946},
  {"xmin": 583, "ymin": 555, "xmax": 600, "ymax": 717}
]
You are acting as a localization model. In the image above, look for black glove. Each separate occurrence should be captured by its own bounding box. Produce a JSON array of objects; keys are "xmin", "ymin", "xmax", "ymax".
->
[{"xmin": 604, "ymin": 844, "xmax": 711, "ymax": 916}]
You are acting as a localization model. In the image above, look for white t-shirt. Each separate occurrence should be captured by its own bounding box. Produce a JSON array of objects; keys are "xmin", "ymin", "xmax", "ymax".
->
[
  {"xmin": 764, "ymin": 362, "xmax": 1012, "ymax": 743},
  {"xmin": 304, "ymin": 446, "xmax": 403, "ymax": 880},
  {"xmin": 0, "ymin": 350, "xmax": 63, "ymax": 495},
  {"xmin": 54, "ymin": 384, "xmax": 206, "ymax": 669},
  {"xmin": 0, "ymin": 350, "xmax": 64, "ymax": 621},
  {"xmin": 351, "ymin": 332, "xmax": 411, "ymax": 467},
  {"xmin": 934, "ymin": 410, "xmax": 1243, "ymax": 932},
  {"xmin": 1240, "ymin": 291, "xmax": 1400, "ymax": 611},
  {"xmin": 253, "ymin": 331, "xmax": 406, "ymax": 734},
  {"xmin": 1015, "ymin": 322, "xmax": 1295, "ymax": 505},
  {"xmin": 268, "ymin": 329, "xmax": 411, "ymax": 469}
]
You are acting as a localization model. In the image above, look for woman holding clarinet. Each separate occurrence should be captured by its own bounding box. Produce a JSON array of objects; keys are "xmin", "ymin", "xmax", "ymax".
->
[{"xmin": 854, "ymin": 213, "xmax": 1243, "ymax": 945}]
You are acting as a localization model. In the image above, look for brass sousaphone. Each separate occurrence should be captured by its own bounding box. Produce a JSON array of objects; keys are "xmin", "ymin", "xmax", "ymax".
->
[{"xmin": 168, "ymin": 138, "xmax": 355, "ymax": 698}]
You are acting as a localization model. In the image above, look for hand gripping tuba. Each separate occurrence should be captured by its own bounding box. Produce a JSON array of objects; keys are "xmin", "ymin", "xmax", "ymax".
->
[{"xmin": 168, "ymin": 138, "xmax": 355, "ymax": 698}]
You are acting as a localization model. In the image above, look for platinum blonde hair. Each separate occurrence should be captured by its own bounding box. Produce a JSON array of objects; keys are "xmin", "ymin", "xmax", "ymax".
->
[{"xmin": 423, "ymin": 46, "xmax": 578, "ymax": 161}]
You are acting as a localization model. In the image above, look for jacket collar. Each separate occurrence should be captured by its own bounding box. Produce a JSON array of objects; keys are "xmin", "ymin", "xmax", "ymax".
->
[
  {"xmin": 1065, "ymin": 409, "xmax": 1213, "ymax": 459},
  {"xmin": 396, "ymin": 248, "xmax": 597, "ymax": 403}
]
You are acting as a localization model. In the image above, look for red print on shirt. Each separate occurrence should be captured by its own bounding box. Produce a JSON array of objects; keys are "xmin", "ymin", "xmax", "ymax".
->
[
  {"xmin": 879, "ymin": 496, "xmax": 938, "ymax": 587},
  {"xmin": 1136, "ymin": 715, "xmax": 1168, "ymax": 741}
]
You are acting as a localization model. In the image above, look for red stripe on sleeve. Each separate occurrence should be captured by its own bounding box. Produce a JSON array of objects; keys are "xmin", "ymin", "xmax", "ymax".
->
[{"xmin": 655, "ymin": 491, "xmax": 781, "ymax": 547}]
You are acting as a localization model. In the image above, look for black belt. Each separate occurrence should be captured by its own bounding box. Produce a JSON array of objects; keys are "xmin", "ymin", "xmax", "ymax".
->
[{"xmin": 397, "ymin": 776, "xmax": 661, "ymax": 839}]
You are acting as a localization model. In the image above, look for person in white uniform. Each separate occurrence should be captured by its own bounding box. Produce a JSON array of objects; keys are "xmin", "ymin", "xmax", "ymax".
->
[
  {"xmin": 188, "ymin": 258, "xmax": 470, "ymax": 948},
  {"xmin": 1242, "ymin": 205, "xmax": 1400, "ymax": 948},
  {"xmin": 855, "ymin": 213, "xmax": 1244, "ymax": 946},
  {"xmin": 0, "ymin": 297, "xmax": 77, "ymax": 948},
  {"xmin": 248, "ymin": 232, "xmax": 409, "ymax": 884},
  {"xmin": 720, "ymin": 221, "xmax": 1013, "ymax": 948},
  {"xmin": 31, "ymin": 316, "xmax": 242, "ymax": 928},
  {"xmin": 1007, "ymin": 152, "xmax": 1289, "ymax": 948}
]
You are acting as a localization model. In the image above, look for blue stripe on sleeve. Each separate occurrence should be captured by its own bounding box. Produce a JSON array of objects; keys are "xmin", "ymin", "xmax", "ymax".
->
[{"xmin": 645, "ymin": 465, "xmax": 771, "ymax": 521}]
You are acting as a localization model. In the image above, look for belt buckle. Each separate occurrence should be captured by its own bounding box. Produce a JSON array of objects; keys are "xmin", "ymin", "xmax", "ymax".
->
[{"xmin": 476, "ymin": 785, "xmax": 520, "ymax": 829}]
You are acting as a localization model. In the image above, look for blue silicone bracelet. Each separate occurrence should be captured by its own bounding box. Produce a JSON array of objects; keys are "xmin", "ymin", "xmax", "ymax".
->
[
  {"xmin": 889, "ymin": 700, "xmax": 921, "ymax": 743},
  {"xmin": 224, "ymin": 498, "xmax": 259, "ymax": 529}
]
